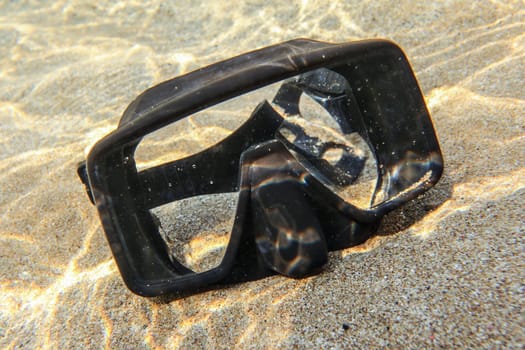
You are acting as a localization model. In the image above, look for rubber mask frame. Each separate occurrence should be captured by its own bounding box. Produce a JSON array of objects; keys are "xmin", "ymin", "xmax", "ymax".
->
[{"xmin": 78, "ymin": 39, "xmax": 443, "ymax": 297}]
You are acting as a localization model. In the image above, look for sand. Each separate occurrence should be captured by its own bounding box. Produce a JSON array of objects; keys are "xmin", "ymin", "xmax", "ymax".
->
[{"xmin": 1, "ymin": 1, "xmax": 524, "ymax": 348}]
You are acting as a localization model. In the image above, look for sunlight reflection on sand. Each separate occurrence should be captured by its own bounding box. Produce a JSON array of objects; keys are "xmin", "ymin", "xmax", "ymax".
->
[{"xmin": 1, "ymin": 1, "xmax": 524, "ymax": 348}]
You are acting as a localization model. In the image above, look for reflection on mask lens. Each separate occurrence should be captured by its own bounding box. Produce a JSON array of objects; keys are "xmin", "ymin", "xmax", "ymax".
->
[{"xmin": 274, "ymin": 70, "xmax": 379, "ymax": 209}]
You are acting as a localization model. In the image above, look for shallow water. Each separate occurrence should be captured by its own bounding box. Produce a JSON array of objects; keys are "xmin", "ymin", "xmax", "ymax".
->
[{"xmin": 1, "ymin": 1, "xmax": 524, "ymax": 348}]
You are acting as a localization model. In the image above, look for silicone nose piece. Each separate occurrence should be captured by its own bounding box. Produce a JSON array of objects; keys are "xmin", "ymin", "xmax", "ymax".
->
[{"xmin": 249, "ymin": 151, "xmax": 328, "ymax": 278}]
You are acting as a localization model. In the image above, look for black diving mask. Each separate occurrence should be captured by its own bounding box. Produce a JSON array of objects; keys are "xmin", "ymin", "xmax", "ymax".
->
[{"xmin": 78, "ymin": 39, "xmax": 443, "ymax": 297}]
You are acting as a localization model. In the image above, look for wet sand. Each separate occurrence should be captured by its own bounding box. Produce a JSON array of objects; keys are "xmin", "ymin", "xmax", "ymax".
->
[{"xmin": 1, "ymin": 1, "xmax": 524, "ymax": 348}]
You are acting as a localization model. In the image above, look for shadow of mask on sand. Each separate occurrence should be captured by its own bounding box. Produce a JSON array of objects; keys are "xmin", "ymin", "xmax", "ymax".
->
[{"xmin": 77, "ymin": 39, "xmax": 444, "ymax": 298}]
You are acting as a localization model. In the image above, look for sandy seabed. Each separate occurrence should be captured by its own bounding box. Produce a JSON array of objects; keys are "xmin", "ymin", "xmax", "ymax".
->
[{"xmin": 1, "ymin": 1, "xmax": 524, "ymax": 349}]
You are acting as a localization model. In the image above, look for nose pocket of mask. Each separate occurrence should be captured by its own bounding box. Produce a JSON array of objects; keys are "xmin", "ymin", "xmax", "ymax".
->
[{"xmin": 248, "ymin": 148, "xmax": 328, "ymax": 278}]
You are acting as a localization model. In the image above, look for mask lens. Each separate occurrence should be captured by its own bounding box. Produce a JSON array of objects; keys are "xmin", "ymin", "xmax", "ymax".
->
[
  {"xmin": 151, "ymin": 193, "xmax": 238, "ymax": 273},
  {"xmin": 133, "ymin": 82, "xmax": 282, "ymax": 272},
  {"xmin": 274, "ymin": 69, "xmax": 379, "ymax": 209}
]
